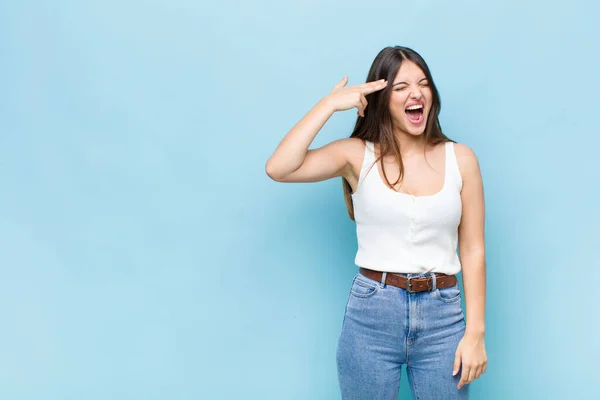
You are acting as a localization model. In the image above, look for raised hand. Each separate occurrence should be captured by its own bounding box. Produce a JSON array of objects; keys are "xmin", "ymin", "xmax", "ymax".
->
[{"xmin": 324, "ymin": 76, "xmax": 388, "ymax": 117}]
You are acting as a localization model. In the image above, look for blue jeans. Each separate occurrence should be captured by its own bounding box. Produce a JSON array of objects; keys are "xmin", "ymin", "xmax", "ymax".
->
[{"xmin": 336, "ymin": 271, "xmax": 470, "ymax": 399}]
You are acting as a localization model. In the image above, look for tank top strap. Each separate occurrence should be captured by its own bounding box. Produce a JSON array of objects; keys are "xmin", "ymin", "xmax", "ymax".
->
[
  {"xmin": 445, "ymin": 141, "xmax": 463, "ymax": 191},
  {"xmin": 356, "ymin": 140, "xmax": 377, "ymax": 187},
  {"xmin": 364, "ymin": 140, "xmax": 376, "ymax": 162}
]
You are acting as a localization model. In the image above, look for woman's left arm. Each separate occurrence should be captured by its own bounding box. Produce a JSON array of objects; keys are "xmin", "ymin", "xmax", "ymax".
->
[{"xmin": 453, "ymin": 143, "xmax": 488, "ymax": 389}]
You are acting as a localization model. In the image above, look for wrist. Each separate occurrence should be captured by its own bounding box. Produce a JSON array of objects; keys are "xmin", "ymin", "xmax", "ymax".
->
[
  {"xmin": 465, "ymin": 326, "xmax": 485, "ymax": 338},
  {"xmin": 318, "ymin": 96, "xmax": 336, "ymax": 114}
]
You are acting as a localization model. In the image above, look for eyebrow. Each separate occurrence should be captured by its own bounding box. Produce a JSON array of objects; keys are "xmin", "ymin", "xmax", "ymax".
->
[{"xmin": 392, "ymin": 77, "xmax": 428, "ymax": 87}]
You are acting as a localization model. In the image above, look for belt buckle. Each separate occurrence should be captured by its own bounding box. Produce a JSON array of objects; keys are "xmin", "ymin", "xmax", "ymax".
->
[{"xmin": 405, "ymin": 277, "xmax": 416, "ymax": 293}]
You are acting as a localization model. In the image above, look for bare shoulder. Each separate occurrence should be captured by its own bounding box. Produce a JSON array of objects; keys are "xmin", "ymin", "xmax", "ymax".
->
[
  {"xmin": 333, "ymin": 137, "xmax": 367, "ymax": 187},
  {"xmin": 452, "ymin": 142, "xmax": 481, "ymax": 181}
]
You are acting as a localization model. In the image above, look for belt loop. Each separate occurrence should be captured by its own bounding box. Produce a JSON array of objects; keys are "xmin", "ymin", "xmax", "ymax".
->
[
  {"xmin": 380, "ymin": 272, "xmax": 387, "ymax": 288},
  {"xmin": 430, "ymin": 272, "xmax": 437, "ymax": 291}
]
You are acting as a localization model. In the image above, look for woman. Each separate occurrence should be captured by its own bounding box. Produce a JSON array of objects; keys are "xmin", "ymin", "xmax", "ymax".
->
[{"xmin": 265, "ymin": 46, "xmax": 487, "ymax": 399}]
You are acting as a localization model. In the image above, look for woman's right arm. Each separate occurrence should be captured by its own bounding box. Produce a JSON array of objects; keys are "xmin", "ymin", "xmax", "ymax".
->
[{"xmin": 265, "ymin": 76, "xmax": 387, "ymax": 183}]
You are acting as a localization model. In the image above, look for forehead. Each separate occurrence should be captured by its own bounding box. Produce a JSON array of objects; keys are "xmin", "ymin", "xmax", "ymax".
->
[{"xmin": 393, "ymin": 60, "xmax": 426, "ymax": 81}]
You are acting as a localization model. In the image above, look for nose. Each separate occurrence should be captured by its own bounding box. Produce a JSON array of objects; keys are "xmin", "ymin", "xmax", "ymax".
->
[{"xmin": 409, "ymin": 87, "xmax": 423, "ymax": 100}]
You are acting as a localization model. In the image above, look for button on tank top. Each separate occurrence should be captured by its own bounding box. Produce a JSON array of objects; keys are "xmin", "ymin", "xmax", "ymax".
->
[{"xmin": 351, "ymin": 140, "xmax": 463, "ymax": 274}]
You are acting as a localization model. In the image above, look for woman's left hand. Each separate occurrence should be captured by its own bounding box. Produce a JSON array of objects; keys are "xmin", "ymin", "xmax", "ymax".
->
[{"xmin": 453, "ymin": 332, "xmax": 488, "ymax": 389}]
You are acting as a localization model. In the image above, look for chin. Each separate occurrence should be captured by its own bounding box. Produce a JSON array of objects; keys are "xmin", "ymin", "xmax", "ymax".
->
[{"xmin": 401, "ymin": 122, "xmax": 427, "ymax": 136}]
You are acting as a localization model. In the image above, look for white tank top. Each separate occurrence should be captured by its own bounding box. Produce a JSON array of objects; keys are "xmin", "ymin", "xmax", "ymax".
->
[{"xmin": 351, "ymin": 140, "xmax": 463, "ymax": 275}]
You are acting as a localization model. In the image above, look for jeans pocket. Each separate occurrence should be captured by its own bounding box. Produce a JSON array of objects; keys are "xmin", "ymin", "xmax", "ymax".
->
[
  {"xmin": 434, "ymin": 283, "xmax": 461, "ymax": 302},
  {"xmin": 349, "ymin": 274, "xmax": 379, "ymax": 298}
]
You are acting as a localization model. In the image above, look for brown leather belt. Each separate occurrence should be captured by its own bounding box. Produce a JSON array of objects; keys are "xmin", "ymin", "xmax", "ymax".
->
[{"xmin": 359, "ymin": 267, "xmax": 457, "ymax": 292}]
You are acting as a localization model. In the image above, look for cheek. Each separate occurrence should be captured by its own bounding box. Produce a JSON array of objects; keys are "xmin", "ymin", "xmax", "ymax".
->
[
  {"xmin": 423, "ymin": 89, "xmax": 433, "ymax": 105},
  {"xmin": 389, "ymin": 92, "xmax": 408, "ymax": 110}
]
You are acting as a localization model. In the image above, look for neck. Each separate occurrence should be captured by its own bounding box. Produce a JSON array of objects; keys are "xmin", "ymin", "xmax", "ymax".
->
[{"xmin": 393, "ymin": 130, "xmax": 427, "ymax": 158}]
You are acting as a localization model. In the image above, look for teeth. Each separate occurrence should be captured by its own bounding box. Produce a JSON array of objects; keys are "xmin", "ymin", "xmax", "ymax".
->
[{"xmin": 406, "ymin": 104, "xmax": 423, "ymax": 111}]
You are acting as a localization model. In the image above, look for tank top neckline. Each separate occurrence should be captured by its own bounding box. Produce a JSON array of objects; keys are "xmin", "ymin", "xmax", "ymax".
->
[{"xmin": 357, "ymin": 140, "xmax": 453, "ymax": 200}]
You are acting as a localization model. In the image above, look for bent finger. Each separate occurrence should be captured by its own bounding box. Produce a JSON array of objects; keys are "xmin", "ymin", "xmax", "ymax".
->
[
  {"xmin": 359, "ymin": 94, "xmax": 368, "ymax": 110},
  {"xmin": 358, "ymin": 95, "xmax": 368, "ymax": 117}
]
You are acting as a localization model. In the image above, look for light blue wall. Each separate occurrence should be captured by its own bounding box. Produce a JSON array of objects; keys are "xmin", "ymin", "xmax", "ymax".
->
[{"xmin": 1, "ymin": 0, "xmax": 598, "ymax": 398}]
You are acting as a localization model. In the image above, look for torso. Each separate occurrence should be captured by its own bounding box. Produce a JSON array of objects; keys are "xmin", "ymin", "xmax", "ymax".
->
[{"xmin": 348, "ymin": 138, "xmax": 464, "ymax": 274}]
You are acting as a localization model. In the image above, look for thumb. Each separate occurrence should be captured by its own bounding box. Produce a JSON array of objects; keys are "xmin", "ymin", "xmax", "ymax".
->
[
  {"xmin": 334, "ymin": 75, "xmax": 348, "ymax": 88},
  {"xmin": 452, "ymin": 353, "xmax": 461, "ymax": 376}
]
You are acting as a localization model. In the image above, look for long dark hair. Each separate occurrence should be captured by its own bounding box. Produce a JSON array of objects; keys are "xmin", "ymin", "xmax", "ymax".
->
[{"xmin": 343, "ymin": 46, "xmax": 454, "ymax": 220}]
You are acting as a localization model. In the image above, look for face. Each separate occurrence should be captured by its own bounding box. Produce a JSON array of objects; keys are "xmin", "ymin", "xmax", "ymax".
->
[{"xmin": 388, "ymin": 60, "xmax": 433, "ymax": 137}]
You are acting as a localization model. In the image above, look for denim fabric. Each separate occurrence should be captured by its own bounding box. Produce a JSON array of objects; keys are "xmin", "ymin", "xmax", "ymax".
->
[{"xmin": 336, "ymin": 271, "xmax": 469, "ymax": 399}]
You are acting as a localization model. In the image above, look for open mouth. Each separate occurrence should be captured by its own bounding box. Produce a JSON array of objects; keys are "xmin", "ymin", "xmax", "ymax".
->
[{"xmin": 405, "ymin": 103, "xmax": 424, "ymax": 125}]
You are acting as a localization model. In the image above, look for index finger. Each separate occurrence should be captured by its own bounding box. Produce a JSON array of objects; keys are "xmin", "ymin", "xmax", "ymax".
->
[{"xmin": 358, "ymin": 79, "xmax": 388, "ymax": 95}]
